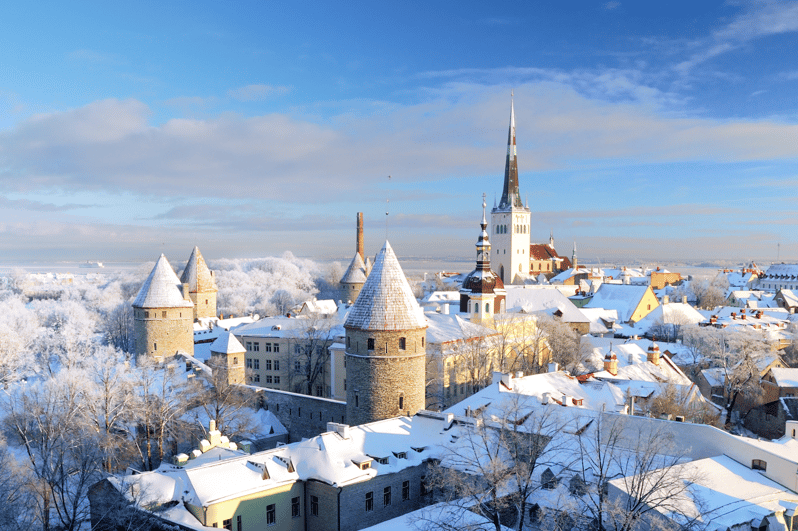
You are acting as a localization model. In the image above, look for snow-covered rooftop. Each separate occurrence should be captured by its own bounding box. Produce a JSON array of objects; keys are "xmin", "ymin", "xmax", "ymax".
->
[
  {"xmin": 340, "ymin": 252, "xmax": 368, "ymax": 284},
  {"xmin": 583, "ymin": 284, "xmax": 654, "ymax": 322},
  {"xmin": 133, "ymin": 254, "xmax": 195, "ymax": 309},
  {"xmin": 345, "ymin": 241, "xmax": 426, "ymax": 331},
  {"xmin": 180, "ymin": 246, "xmax": 217, "ymax": 294}
]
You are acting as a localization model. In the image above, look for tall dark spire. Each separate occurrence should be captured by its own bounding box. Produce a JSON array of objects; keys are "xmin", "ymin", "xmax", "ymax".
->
[{"xmin": 499, "ymin": 92, "xmax": 522, "ymax": 209}]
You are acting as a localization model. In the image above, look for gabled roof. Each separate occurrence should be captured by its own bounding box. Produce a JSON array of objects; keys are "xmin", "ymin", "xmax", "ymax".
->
[
  {"xmin": 529, "ymin": 243, "xmax": 572, "ymax": 269},
  {"xmin": 180, "ymin": 246, "xmax": 217, "ymax": 293},
  {"xmin": 341, "ymin": 252, "xmax": 368, "ymax": 284},
  {"xmin": 345, "ymin": 241, "xmax": 426, "ymax": 331},
  {"xmin": 210, "ymin": 331, "xmax": 246, "ymax": 356},
  {"xmin": 425, "ymin": 312, "xmax": 498, "ymax": 345},
  {"xmin": 583, "ymin": 284, "xmax": 654, "ymax": 322},
  {"xmin": 133, "ymin": 254, "xmax": 194, "ymax": 309},
  {"xmin": 504, "ymin": 286, "xmax": 588, "ymax": 323}
]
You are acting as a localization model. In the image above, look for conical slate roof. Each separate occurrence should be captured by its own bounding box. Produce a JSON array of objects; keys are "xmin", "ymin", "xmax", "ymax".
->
[
  {"xmin": 210, "ymin": 330, "xmax": 246, "ymax": 355},
  {"xmin": 180, "ymin": 246, "xmax": 217, "ymax": 293},
  {"xmin": 340, "ymin": 252, "xmax": 367, "ymax": 284},
  {"xmin": 345, "ymin": 241, "xmax": 426, "ymax": 331},
  {"xmin": 133, "ymin": 254, "xmax": 195, "ymax": 309}
]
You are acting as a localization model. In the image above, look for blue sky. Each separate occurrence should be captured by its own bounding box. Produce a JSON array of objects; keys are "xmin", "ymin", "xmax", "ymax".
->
[{"xmin": 1, "ymin": 1, "xmax": 798, "ymax": 265}]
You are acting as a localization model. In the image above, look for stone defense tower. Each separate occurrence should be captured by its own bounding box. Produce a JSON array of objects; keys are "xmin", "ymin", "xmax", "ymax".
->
[
  {"xmin": 491, "ymin": 93, "xmax": 531, "ymax": 284},
  {"xmin": 339, "ymin": 212, "xmax": 368, "ymax": 304},
  {"xmin": 460, "ymin": 194, "xmax": 506, "ymax": 324},
  {"xmin": 180, "ymin": 246, "xmax": 218, "ymax": 320},
  {"xmin": 209, "ymin": 330, "xmax": 246, "ymax": 385},
  {"xmin": 133, "ymin": 254, "xmax": 195, "ymax": 360},
  {"xmin": 345, "ymin": 241, "xmax": 427, "ymax": 426}
]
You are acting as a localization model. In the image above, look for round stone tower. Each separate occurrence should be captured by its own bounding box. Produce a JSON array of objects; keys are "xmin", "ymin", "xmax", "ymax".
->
[
  {"xmin": 180, "ymin": 246, "xmax": 218, "ymax": 320},
  {"xmin": 133, "ymin": 254, "xmax": 195, "ymax": 361},
  {"xmin": 345, "ymin": 241, "xmax": 427, "ymax": 426}
]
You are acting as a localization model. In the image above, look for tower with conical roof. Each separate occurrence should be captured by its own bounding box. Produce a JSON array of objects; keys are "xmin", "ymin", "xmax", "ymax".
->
[
  {"xmin": 180, "ymin": 246, "xmax": 218, "ymax": 320},
  {"xmin": 344, "ymin": 241, "xmax": 427, "ymax": 426},
  {"xmin": 491, "ymin": 93, "xmax": 531, "ymax": 284},
  {"xmin": 460, "ymin": 194, "xmax": 506, "ymax": 324},
  {"xmin": 132, "ymin": 254, "xmax": 195, "ymax": 360},
  {"xmin": 340, "ymin": 213, "xmax": 368, "ymax": 303}
]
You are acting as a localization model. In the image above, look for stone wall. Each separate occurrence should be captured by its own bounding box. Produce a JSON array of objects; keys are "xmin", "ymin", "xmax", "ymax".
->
[
  {"xmin": 134, "ymin": 307, "xmax": 194, "ymax": 359},
  {"xmin": 244, "ymin": 386, "xmax": 347, "ymax": 442},
  {"xmin": 345, "ymin": 328, "xmax": 426, "ymax": 426}
]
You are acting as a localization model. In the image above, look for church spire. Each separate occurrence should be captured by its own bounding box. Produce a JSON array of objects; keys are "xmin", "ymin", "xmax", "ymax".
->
[{"xmin": 498, "ymin": 91, "xmax": 523, "ymax": 209}]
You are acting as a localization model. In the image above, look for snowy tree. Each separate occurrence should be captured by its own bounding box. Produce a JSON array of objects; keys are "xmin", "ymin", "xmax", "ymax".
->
[
  {"xmin": 102, "ymin": 302, "xmax": 136, "ymax": 354},
  {"xmin": 541, "ymin": 317, "xmax": 594, "ymax": 374},
  {"xmin": 287, "ymin": 317, "xmax": 334, "ymax": 396},
  {"xmin": 192, "ymin": 362, "xmax": 260, "ymax": 439},
  {"xmin": 689, "ymin": 274, "xmax": 729, "ymax": 310},
  {"xmin": 426, "ymin": 396, "xmax": 577, "ymax": 531},
  {"xmin": 2, "ymin": 373, "xmax": 103, "ymax": 531},
  {"xmin": 575, "ymin": 414, "xmax": 706, "ymax": 531}
]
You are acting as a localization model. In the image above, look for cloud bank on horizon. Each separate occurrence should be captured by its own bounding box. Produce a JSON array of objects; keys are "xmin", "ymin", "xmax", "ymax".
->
[{"xmin": 0, "ymin": 0, "xmax": 797, "ymax": 265}]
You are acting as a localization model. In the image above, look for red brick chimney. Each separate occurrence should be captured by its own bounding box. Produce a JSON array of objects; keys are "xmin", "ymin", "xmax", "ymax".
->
[
  {"xmin": 604, "ymin": 353, "xmax": 618, "ymax": 376},
  {"xmin": 647, "ymin": 342, "xmax": 660, "ymax": 366}
]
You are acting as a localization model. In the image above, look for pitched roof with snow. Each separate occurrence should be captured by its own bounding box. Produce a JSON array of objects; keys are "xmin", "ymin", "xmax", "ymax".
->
[
  {"xmin": 345, "ymin": 241, "xmax": 426, "ymax": 331},
  {"xmin": 133, "ymin": 254, "xmax": 195, "ymax": 309},
  {"xmin": 210, "ymin": 331, "xmax": 246, "ymax": 356},
  {"xmin": 504, "ymin": 286, "xmax": 588, "ymax": 323},
  {"xmin": 769, "ymin": 368, "xmax": 798, "ymax": 388},
  {"xmin": 180, "ymin": 246, "xmax": 217, "ymax": 293},
  {"xmin": 584, "ymin": 284, "xmax": 653, "ymax": 322},
  {"xmin": 425, "ymin": 312, "xmax": 498, "ymax": 345},
  {"xmin": 340, "ymin": 252, "xmax": 368, "ymax": 284}
]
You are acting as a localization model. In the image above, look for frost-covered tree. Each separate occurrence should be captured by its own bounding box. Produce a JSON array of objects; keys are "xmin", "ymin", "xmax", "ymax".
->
[
  {"xmin": 102, "ymin": 302, "xmax": 135, "ymax": 354},
  {"xmin": 287, "ymin": 317, "xmax": 335, "ymax": 396},
  {"xmin": 689, "ymin": 274, "xmax": 729, "ymax": 310}
]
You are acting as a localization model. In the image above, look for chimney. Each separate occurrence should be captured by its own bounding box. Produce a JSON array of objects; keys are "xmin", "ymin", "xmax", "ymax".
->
[
  {"xmin": 682, "ymin": 295, "xmax": 687, "ymax": 304},
  {"xmin": 647, "ymin": 342, "xmax": 660, "ymax": 366},
  {"xmin": 356, "ymin": 212, "xmax": 364, "ymax": 259},
  {"xmin": 604, "ymin": 353, "xmax": 618, "ymax": 376},
  {"xmin": 662, "ymin": 295, "xmax": 669, "ymax": 305},
  {"xmin": 442, "ymin": 303, "xmax": 449, "ymax": 315}
]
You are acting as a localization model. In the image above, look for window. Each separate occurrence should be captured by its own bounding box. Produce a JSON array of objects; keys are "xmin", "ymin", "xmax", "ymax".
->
[
  {"xmin": 402, "ymin": 480, "xmax": 410, "ymax": 500},
  {"xmin": 344, "ymin": 378, "xmax": 347, "ymax": 391},
  {"xmin": 237, "ymin": 515, "xmax": 242, "ymax": 531},
  {"xmin": 154, "ymin": 342, "xmax": 157, "ymax": 351},
  {"xmin": 294, "ymin": 361, "xmax": 301, "ymax": 372},
  {"xmin": 223, "ymin": 519, "xmax": 232, "ymax": 530},
  {"xmin": 295, "ymin": 344, "xmax": 301, "ymax": 354},
  {"xmin": 162, "ymin": 311, "xmax": 167, "ymax": 318},
  {"xmin": 399, "ymin": 395, "xmax": 404, "ymax": 410},
  {"xmin": 485, "ymin": 303, "xmax": 490, "ymax": 313},
  {"xmin": 399, "ymin": 337, "xmax": 406, "ymax": 350},
  {"xmin": 274, "ymin": 343, "xmax": 279, "ymax": 353},
  {"xmin": 311, "ymin": 495, "xmax": 319, "ymax": 516},
  {"xmin": 265, "ymin": 360, "xmax": 272, "ymax": 371},
  {"xmin": 253, "ymin": 359, "xmax": 260, "ymax": 370},
  {"xmin": 365, "ymin": 491, "xmax": 373, "ymax": 511},
  {"xmin": 383, "ymin": 486, "xmax": 391, "ymax": 506},
  {"xmin": 265, "ymin": 375, "xmax": 272, "ymax": 384},
  {"xmin": 253, "ymin": 342, "xmax": 260, "ymax": 352},
  {"xmin": 347, "ymin": 336, "xmax": 350, "ymax": 348},
  {"xmin": 421, "ymin": 337, "xmax": 425, "ymax": 347},
  {"xmin": 265, "ymin": 343, "xmax": 272, "ymax": 352},
  {"xmin": 254, "ymin": 374, "xmax": 260, "ymax": 383},
  {"xmin": 266, "ymin": 503, "xmax": 276, "ymax": 525},
  {"xmin": 274, "ymin": 360, "xmax": 279, "ymax": 371},
  {"xmin": 274, "ymin": 376, "xmax": 280, "ymax": 384},
  {"xmin": 233, "ymin": 357, "xmax": 238, "ymax": 365},
  {"xmin": 355, "ymin": 395, "xmax": 359, "ymax": 407},
  {"xmin": 144, "ymin": 311, "xmax": 149, "ymax": 318},
  {"xmin": 752, "ymin": 459, "xmax": 767, "ymax": 471},
  {"xmin": 292, "ymin": 496, "xmax": 301, "ymax": 518},
  {"xmin": 246, "ymin": 342, "xmax": 252, "ymax": 350},
  {"xmin": 246, "ymin": 358, "xmax": 252, "ymax": 369},
  {"xmin": 367, "ymin": 338, "xmax": 375, "ymax": 350},
  {"xmin": 316, "ymin": 385, "xmax": 323, "ymax": 397}
]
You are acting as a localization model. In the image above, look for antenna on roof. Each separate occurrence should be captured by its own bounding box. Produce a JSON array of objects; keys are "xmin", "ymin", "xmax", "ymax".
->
[{"xmin": 386, "ymin": 175, "xmax": 391, "ymax": 240}]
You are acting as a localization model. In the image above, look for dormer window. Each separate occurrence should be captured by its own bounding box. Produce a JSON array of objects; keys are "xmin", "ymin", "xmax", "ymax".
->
[
  {"xmin": 352, "ymin": 458, "xmax": 372, "ymax": 470},
  {"xmin": 752, "ymin": 459, "xmax": 767, "ymax": 471},
  {"xmin": 393, "ymin": 451, "xmax": 407, "ymax": 459}
]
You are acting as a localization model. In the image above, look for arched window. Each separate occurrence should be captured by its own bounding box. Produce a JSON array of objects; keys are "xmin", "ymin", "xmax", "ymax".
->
[
  {"xmin": 485, "ymin": 303, "xmax": 490, "ymax": 313},
  {"xmin": 474, "ymin": 302, "xmax": 479, "ymax": 313}
]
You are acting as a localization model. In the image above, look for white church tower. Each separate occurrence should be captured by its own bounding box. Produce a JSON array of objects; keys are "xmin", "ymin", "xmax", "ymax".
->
[{"xmin": 491, "ymin": 93, "xmax": 531, "ymax": 284}]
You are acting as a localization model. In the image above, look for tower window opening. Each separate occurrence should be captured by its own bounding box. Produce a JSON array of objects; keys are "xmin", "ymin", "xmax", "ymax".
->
[
  {"xmin": 399, "ymin": 337, "xmax": 406, "ymax": 350},
  {"xmin": 399, "ymin": 395, "xmax": 404, "ymax": 410},
  {"xmin": 367, "ymin": 338, "xmax": 375, "ymax": 350}
]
